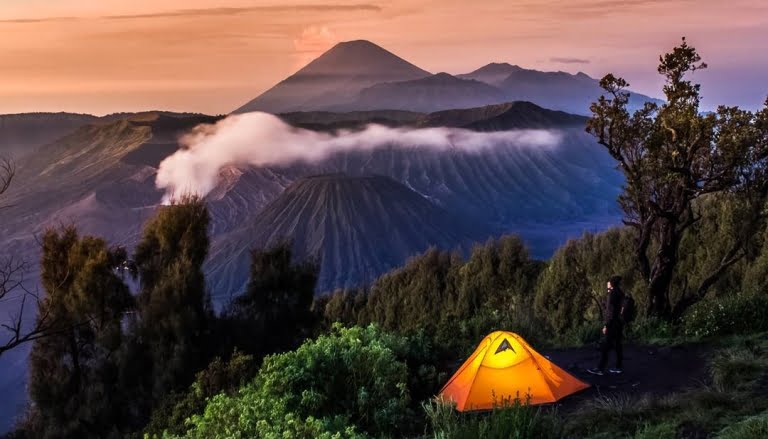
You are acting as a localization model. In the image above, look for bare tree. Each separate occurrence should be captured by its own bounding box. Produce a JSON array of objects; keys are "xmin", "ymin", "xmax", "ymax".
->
[
  {"xmin": 0, "ymin": 258, "xmax": 52, "ymax": 357},
  {"xmin": 0, "ymin": 156, "xmax": 54, "ymax": 357}
]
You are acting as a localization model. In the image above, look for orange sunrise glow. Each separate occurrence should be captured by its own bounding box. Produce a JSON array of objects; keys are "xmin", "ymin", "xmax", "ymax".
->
[{"xmin": 1, "ymin": 0, "xmax": 766, "ymax": 115}]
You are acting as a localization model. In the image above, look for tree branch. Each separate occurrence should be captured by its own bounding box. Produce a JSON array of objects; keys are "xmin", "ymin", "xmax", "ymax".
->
[{"xmin": 0, "ymin": 259, "xmax": 56, "ymax": 357}]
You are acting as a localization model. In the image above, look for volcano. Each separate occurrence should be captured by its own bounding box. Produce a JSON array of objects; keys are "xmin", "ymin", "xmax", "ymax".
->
[
  {"xmin": 207, "ymin": 174, "xmax": 487, "ymax": 293},
  {"xmin": 234, "ymin": 40, "xmax": 431, "ymax": 114}
]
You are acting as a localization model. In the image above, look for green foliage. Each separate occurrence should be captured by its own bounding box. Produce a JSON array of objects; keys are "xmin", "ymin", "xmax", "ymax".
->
[
  {"xmin": 627, "ymin": 317, "xmax": 678, "ymax": 344},
  {"xmin": 716, "ymin": 412, "xmax": 768, "ymax": 439},
  {"xmin": 633, "ymin": 422, "xmax": 678, "ymax": 439},
  {"xmin": 143, "ymin": 351, "xmax": 257, "ymax": 436},
  {"xmin": 357, "ymin": 247, "xmax": 461, "ymax": 334},
  {"xmin": 741, "ymin": 223, "xmax": 768, "ymax": 294},
  {"xmin": 224, "ymin": 241, "xmax": 318, "ymax": 357},
  {"xmin": 320, "ymin": 236, "xmax": 545, "ymax": 352},
  {"xmin": 671, "ymin": 195, "xmax": 756, "ymax": 304},
  {"xmin": 454, "ymin": 236, "xmax": 541, "ymax": 318},
  {"xmin": 682, "ymin": 293, "xmax": 768, "ymax": 339},
  {"xmin": 177, "ymin": 398, "xmax": 368, "ymax": 439},
  {"xmin": 423, "ymin": 398, "xmax": 560, "ymax": 439},
  {"xmin": 531, "ymin": 196, "xmax": 768, "ymax": 341},
  {"xmin": 26, "ymin": 226, "xmax": 134, "ymax": 438},
  {"xmin": 134, "ymin": 195, "xmax": 213, "ymax": 401},
  {"xmin": 534, "ymin": 228, "xmax": 639, "ymax": 336},
  {"xmin": 179, "ymin": 325, "xmax": 417, "ymax": 438}
]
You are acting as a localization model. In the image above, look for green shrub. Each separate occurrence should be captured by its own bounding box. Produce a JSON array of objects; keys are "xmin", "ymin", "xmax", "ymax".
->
[
  {"xmin": 144, "ymin": 351, "xmax": 256, "ymax": 436},
  {"xmin": 627, "ymin": 317, "xmax": 678, "ymax": 343},
  {"xmin": 683, "ymin": 294, "xmax": 768, "ymax": 338},
  {"xmin": 175, "ymin": 392, "xmax": 368, "ymax": 439},
  {"xmin": 560, "ymin": 321, "xmax": 602, "ymax": 347},
  {"xmin": 176, "ymin": 325, "xmax": 417, "ymax": 438},
  {"xmin": 424, "ymin": 398, "xmax": 560, "ymax": 439}
]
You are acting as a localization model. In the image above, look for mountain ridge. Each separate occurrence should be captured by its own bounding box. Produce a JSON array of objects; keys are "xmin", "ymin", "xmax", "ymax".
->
[
  {"xmin": 351, "ymin": 72, "xmax": 507, "ymax": 112},
  {"xmin": 235, "ymin": 40, "xmax": 661, "ymax": 115}
]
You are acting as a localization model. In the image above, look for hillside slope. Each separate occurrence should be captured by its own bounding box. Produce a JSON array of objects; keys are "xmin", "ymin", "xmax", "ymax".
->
[
  {"xmin": 208, "ymin": 175, "xmax": 486, "ymax": 294},
  {"xmin": 0, "ymin": 113, "xmax": 98, "ymax": 159},
  {"xmin": 351, "ymin": 73, "xmax": 506, "ymax": 112}
]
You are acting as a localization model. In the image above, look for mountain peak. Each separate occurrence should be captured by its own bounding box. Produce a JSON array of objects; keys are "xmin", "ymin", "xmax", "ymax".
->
[
  {"xmin": 330, "ymin": 39, "xmax": 382, "ymax": 50},
  {"xmin": 458, "ymin": 63, "xmax": 523, "ymax": 86},
  {"xmin": 294, "ymin": 40, "xmax": 430, "ymax": 78},
  {"xmin": 476, "ymin": 62, "xmax": 523, "ymax": 72},
  {"xmin": 234, "ymin": 40, "xmax": 430, "ymax": 114},
  {"xmin": 430, "ymin": 72, "xmax": 460, "ymax": 81}
]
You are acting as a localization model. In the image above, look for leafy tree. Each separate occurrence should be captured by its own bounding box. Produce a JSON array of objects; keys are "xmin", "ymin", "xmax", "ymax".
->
[
  {"xmin": 25, "ymin": 226, "xmax": 133, "ymax": 438},
  {"xmin": 359, "ymin": 248, "xmax": 461, "ymax": 334},
  {"xmin": 587, "ymin": 38, "xmax": 768, "ymax": 317},
  {"xmin": 133, "ymin": 195, "xmax": 213, "ymax": 402},
  {"xmin": 455, "ymin": 236, "xmax": 543, "ymax": 320},
  {"xmin": 320, "ymin": 236, "xmax": 545, "ymax": 352},
  {"xmin": 223, "ymin": 241, "xmax": 318, "ymax": 357},
  {"xmin": 534, "ymin": 228, "xmax": 639, "ymax": 335},
  {"xmin": 670, "ymin": 194, "xmax": 758, "ymax": 302},
  {"xmin": 314, "ymin": 287, "xmax": 368, "ymax": 333}
]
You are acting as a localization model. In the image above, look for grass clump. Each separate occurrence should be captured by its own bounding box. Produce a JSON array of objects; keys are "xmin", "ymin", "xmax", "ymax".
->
[
  {"xmin": 716, "ymin": 412, "xmax": 768, "ymax": 438},
  {"xmin": 423, "ymin": 397, "xmax": 560, "ymax": 439},
  {"xmin": 710, "ymin": 345, "xmax": 767, "ymax": 392},
  {"xmin": 632, "ymin": 421, "xmax": 678, "ymax": 439}
]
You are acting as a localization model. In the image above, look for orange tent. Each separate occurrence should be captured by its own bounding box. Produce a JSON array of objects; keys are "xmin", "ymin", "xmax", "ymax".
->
[{"xmin": 439, "ymin": 331, "xmax": 589, "ymax": 411}]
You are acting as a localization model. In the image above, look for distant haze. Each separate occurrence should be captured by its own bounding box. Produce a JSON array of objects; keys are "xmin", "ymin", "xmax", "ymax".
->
[
  {"xmin": 0, "ymin": 0, "xmax": 767, "ymax": 114},
  {"xmin": 156, "ymin": 112, "xmax": 562, "ymax": 200}
]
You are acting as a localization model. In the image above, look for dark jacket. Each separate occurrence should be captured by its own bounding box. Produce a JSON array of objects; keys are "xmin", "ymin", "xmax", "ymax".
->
[{"xmin": 604, "ymin": 287, "xmax": 625, "ymax": 326}]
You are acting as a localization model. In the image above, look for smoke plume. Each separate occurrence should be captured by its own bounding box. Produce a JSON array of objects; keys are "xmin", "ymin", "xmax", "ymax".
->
[{"xmin": 155, "ymin": 112, "xmax": 562, "ymax": 201}]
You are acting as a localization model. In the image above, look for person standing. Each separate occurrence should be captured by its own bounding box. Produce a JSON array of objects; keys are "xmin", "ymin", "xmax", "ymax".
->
[{"xmin": 588, "ymin": 276, "xmax": 625, "ymax": 376}]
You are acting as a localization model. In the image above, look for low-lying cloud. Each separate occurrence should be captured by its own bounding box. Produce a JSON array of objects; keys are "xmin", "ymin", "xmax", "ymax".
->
[
  {"xmin": 550, "ymin": 57, "xmax": 591, "ymax": 64},
  {"xmin": 155, "ymin": 112, "xmax": 562, "ymax": 201}
]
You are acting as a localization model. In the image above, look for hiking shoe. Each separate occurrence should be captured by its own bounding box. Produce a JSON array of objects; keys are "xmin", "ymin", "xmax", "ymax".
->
[
  {"xmin": 608, "ymin": 368, "xmax": 624, "ymax": 374},
  {"xmin": 586, "ymin": 368, "xmax": 604, "ymax": 376}
]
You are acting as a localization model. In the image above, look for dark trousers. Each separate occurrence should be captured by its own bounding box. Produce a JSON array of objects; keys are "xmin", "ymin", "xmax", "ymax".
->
[{"xmin": 598, "ymin": 322, "xmax": 623, "ymax": 370}]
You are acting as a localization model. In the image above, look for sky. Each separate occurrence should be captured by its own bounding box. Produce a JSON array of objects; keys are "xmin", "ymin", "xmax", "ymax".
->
[{"xmin": 0, "ymin": 0, "xmax": 766, "ymax": 115}]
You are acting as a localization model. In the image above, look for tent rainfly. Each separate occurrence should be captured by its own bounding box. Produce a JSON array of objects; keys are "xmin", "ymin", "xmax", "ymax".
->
[{"xmin": 439, "ymin": 331, "xmax": 589, "ymax": 411}]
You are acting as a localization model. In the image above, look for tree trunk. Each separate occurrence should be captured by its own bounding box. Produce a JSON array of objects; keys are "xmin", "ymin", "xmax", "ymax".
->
[{"xmin": 646, "ymin": 221, "xmax": 680, "ymax": 318}]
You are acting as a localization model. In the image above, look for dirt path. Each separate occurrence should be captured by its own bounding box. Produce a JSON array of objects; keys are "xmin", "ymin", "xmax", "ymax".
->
[{"xmin": 542, "ymin": 343, "xmax": 712, "ymax": 410}]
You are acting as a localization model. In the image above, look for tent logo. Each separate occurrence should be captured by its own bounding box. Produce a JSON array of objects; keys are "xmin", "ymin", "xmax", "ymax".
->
[{"xmin": 495, "ymin": 338, "xmax": 516, "ymax": 355}]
